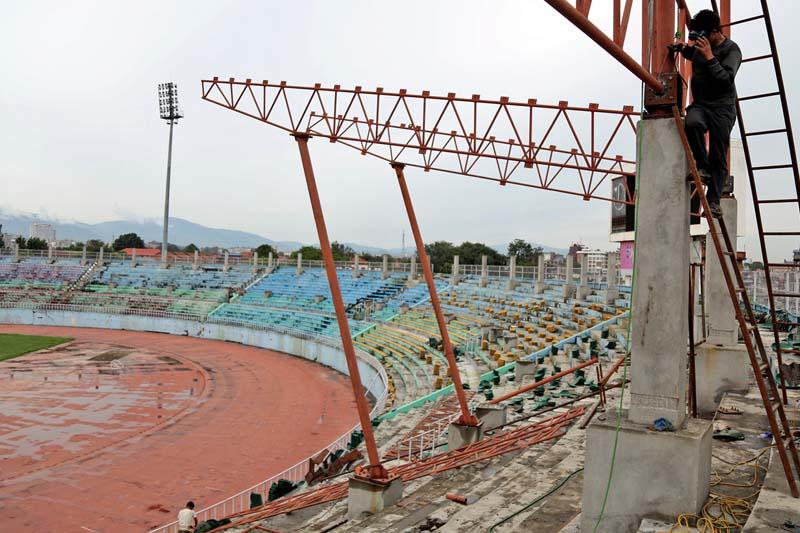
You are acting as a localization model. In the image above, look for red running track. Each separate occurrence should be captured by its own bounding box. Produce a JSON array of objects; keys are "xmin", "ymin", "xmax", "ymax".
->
[{"xmin": 0, "ymin": 325, "xmax": 359, "ymax": 532}]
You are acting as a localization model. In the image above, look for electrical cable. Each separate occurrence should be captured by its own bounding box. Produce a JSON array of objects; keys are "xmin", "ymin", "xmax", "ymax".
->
[
  {"xmin": 590, "ymin": 76, "xmax": 644, "ymax": 533},
  {"xmin": 669, "ymin": 446, "xmax": 773, "ymax": 532}
]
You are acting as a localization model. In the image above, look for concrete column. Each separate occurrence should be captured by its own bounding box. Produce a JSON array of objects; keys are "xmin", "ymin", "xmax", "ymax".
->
[
  {"xmin": 381, "ymin": 254, "xmax": 389, "ymax": 280},
  {"xmin": 696, "ymin": 196, "xmax": 748, "ymax": 413},
  {"xmin": 627, "ymin": 120, "xmax": 692, "ymax": 427},
  {"xmin": 535, "ymin": 255, "xmax": 546, "ymax": 294},
  {"xmin": 452, "ymin": 255, "xmax": 460, "ymax": 285},
  {"xmin": 47, "ymin": 244, "xmax": 54, "ymax": 263},
  {"xmin": 563, "ymin": 254, "xmax": 576, "ymax": 298},
  {"xmin": 785, "ymin": 271, "xmax": 791, "ymax": 312},
  {"xmin": 98, "ymin": 247, "xmax": 104, "ymax": 265},
  {"xmin": 480, "ymin": 254, "xmax": 488, "ymax": 287},
  {"xmin": 268, "ymin": 251, "xmax": 274, "ymax": 270},
  {"xmin": 223, "ymin": 251, "xmax": 229, "ymax": 272},
  {"xmin": 80, "ymin": 245, "xmax": 87, "ymax": 266},
  {"xmin": 506, "ymin": 255, "xmax": 518, "ymax": 291},
  {"xmin": 13, "ymin": 243, "xmax": 19, "ymax": 262},
  {"xmin": 577, "ymin": 255, "xmax": 591, "ymax": 300},
  {"xmin": 407, "ymin": 255, "xmax": 417, "ymax": 285},
  {"xmin": 252, "ymin": 251, "xmax": 259, "ymax": 273},
  {"xmin": 582, "ymin": 117, "xmax": 711, "ymax": 533},
  {"xmin": 352, "ymin": 254, "xmax": 360, "ymax": 279},
  {"xmin": 603, "ymin": 252, "xmax": 619, "ymax": 304},
  {"xmin": 348, "ymin": 477, "xmax": 404, "ymax": 519},
  {"xmin": 130, "ymin": 249, "xmax": 137, "ymax": 268},
  {"xmin": 704, "ymin": 197, "xmax": 740, "ymax": 346},
  {"xmin": 296, "ymin": 252, "xmax": 303, "ymax": 275},
  {"xmin": 193, "ymin": 250, "xmax": 199, "ymax": 270}
]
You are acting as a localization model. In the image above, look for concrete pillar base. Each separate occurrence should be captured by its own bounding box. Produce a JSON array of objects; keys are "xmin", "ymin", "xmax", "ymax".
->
[
  {"xmin": 695, "ymin": 344, "xmax": 750, "ymax": 415},
  {"xmin": 563, "ymin": 284, "xmax": 576, "ymax": 299},
  {"xmin": 448, "ymin": 420, "xmax": 484, "ymax": 450},
  {"xmin": 506, "ymin": 279, "xmax": 519, "ymax": 291},
  {"xmin": 406, "ymin": 279, "xmax": 419, "ymax": 288},
  {"xmin": 603, "ymin": 288, "xmax": 619, "ymax": 304},
  {"xmin": 452, "ymin": 275, "xmax": 460, "ymax": 286},
  {"xmin": 347, "ymin": 475, "xmax": 404, "ymax": 519},
  {"xmin": 480, "ymin": 277, "xmax": 488, "ymax": 287},
  {"xmin": 535, "ymin": 283, "xmax": 546, "ymax": 294},
  {"xmin": 581, "ymin": 410, "xmax": 712, "ymax": 532},
  {"xmin": 475, "ymin": 405, "xmax": 507, "ymax": 431},
  {"xmin": 577, "ymin": 285, "xmax": 591, "ymax": 300},
  {"xmin": 515, "ymin": 359, "xmax": 538, "ymax": 383}
]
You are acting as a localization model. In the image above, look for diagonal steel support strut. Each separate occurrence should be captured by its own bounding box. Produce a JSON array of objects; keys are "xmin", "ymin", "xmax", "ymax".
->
[
  {"xmin": 392, "ymin": 163, "xmax": 479, "ymax": 426},
  {"xmin": 293, "ymin": 133, "xmax": 389, "ymax": 480}
]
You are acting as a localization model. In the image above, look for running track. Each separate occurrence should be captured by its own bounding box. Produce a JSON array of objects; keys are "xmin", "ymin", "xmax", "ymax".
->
[{"xmin": 0, "ymin": 325, "xmax": 359, "ymax": 532}]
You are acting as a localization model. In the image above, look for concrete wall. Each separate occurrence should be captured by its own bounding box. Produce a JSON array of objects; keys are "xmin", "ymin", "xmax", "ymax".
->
[{"xmin": 0, "ymin": 308, "xmax": 387, "ymax": 403}]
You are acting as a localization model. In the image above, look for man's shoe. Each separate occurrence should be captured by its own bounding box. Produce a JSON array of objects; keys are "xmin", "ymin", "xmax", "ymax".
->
[
  {"xmin": 687, "ymin": 168, "xmax": 711, "ymax": 185},
  {"xmin": 704, "ymin": 201, "xmax": 723, "ymax": 219},
  {"xmin": 722, "ymin": 174, "xmax": 734, "ymax": 196}
]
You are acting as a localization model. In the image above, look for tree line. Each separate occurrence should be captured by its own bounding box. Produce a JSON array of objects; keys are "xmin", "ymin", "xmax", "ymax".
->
[{"xmin": 4, "ymin": 231, "xmax": 547, "ymax": 271}]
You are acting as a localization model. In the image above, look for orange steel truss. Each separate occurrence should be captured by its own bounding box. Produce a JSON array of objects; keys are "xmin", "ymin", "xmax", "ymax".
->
[{"xmin": 201, "ymin": 79, "xmax": 638, "ymax": 204}]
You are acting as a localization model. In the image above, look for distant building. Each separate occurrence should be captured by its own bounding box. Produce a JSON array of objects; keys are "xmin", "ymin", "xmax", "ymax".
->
[
  {"xmin": 2, "ymin": 233, "xmax": 20, "ymax": 248},
  {"xmin": 568, "ymin": 243, "xmax": 585, "ymax": 257},
  {"xmin": 53, "ymin": 239, "xmax": 77, "ymax": 249},
  {"xmin": 576, "ymin": 248, "xmax": 609, "ymax": 279},
  {"xmin": 30, "ymin": 223, "xmax": 56, "ymax": 242}
]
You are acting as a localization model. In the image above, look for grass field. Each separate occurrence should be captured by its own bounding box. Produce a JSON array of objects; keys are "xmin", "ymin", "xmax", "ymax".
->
[{"xmin": 0, "ymin": 333, "xmax": 73, "ymax": 362}]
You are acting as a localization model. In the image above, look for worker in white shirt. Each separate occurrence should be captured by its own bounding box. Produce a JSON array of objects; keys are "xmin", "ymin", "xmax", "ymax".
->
[{"xmin": 177, "ymin": 501, "xmax": 197, "ymax": 533}]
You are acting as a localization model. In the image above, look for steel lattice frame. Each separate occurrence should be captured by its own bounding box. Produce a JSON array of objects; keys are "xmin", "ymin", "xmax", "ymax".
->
[{"xmin": 201, "ymin": 79, "xmax": 638, "ymax": 204}]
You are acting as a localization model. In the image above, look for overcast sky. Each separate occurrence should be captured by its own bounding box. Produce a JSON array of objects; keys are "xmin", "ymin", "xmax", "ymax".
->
[{"xmin": 2, "ymin": 1, "xmax": 799, "ymax": 259}]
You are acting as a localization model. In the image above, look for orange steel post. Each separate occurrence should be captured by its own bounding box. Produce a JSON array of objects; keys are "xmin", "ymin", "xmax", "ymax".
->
[
  {"xmin": 719, "ymin": 0, "xmax": 730, "ymax": 38},
  {"xmin": 652, "ymin": 0, "xmax": 675, "ymax": 75},
  {"xmin": 641, "ymin": 0, "xmax": 649, "ymax": 71},
  {"xmin": 392, "ymin": 163, "xmax": 478, "ymax": 426},
  {"xmin": 294, "ymin": 133, "xmax": 388, "ymax": 480},
  {"xmin": 489, "ymin": 357, "xmax": 598, "ymax": 405}
]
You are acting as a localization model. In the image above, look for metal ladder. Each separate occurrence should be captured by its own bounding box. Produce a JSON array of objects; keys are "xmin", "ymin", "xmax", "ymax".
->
[
  {"xmin": 730, "ymin": 0, "xmax": 800, "ymax": 405},
  {"xmin": 673, "ymin": 105, "xmax": 800, "ymax": 498}
]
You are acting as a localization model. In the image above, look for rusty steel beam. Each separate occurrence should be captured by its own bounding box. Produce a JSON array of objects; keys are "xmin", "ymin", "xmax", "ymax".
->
[
  {"xmin": 215, "ymin": 408, "xmax": 585, "ymax": 530},
  {"xmin": 543, "ymin": 0, "xmax": 663, "ymax": 90},
  {"xmin": 294, "ymin": 134, "xmax": 388, "ymax": 481},
  {"xmin": 489, "ymin": 357, "xmax": 598, "ymax": 405},
  {"xmin": 393, "ymin": 163, "xmax": 478, "ymax": 426},
  {"xmin": 201, "ymin": 78, "xmax": 638, "ymax": 205}
]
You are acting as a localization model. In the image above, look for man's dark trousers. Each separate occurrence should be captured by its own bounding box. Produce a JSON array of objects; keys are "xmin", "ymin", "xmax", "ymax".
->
[{"xmin": 685, "ymin": 103, "xmax": 737, "ymax": 206}]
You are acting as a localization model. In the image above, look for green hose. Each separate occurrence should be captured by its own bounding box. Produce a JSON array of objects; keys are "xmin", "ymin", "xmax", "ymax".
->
[
  {"xmin": 487, "ymin": 467, "xmax": 585, "ymax": 532},
  {"xmin": 591, "ymin": 79, "xmax": 644, "ymax": 533}
]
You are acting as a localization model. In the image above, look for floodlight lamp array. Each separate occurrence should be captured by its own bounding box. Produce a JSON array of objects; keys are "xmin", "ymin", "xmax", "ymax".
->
[{"xmin": 158, "ymin": 82, "xmax": 184, "ymax": 121}]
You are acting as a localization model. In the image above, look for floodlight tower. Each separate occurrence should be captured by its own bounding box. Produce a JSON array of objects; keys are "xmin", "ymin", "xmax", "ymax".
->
[{"xmin": 158, "ymin": 82, "xmax": 183, "ymax": 268}]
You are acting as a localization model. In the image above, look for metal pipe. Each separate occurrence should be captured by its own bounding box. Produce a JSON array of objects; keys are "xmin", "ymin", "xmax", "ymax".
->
[
  {"xmin": 293, "ymin": 134, "xmax": 388, "ymax": 480},
  {"xmin": 543, "ymin": 0, "xmax": 663, "ymax": 91},
  {"xmin": 392, "ymin": 163, "xmax": 478, "ymax": 426},
  {"xmin": 489, "ymin": 357, "xmax": 598, "ymax": 405},
  {"xmin": 161, "ymin": 119, "xmax": 174, "ymax": 268}
]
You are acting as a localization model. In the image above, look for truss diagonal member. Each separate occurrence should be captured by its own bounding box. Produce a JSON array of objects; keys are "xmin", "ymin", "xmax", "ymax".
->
[{"xmin": 201, "ymin": 78, "xmax": 638, "ymax": 204}]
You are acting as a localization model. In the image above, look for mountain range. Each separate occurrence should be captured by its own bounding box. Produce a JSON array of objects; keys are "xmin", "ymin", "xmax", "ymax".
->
[{"xmin": 0, "ymin": 210, "xmax": 567, "ymax": 255}]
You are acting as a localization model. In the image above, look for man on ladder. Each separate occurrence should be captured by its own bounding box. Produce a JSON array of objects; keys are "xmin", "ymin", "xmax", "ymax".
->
[{"xmin": 677, "ymin": 9, "xmax": 742, "ymax": 217}]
